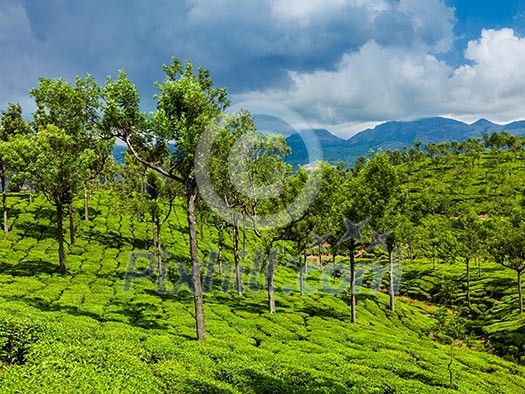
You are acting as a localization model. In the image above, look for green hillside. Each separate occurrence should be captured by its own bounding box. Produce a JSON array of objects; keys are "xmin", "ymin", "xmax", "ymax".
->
[
  {"xmin": 0, "ymin": 192, "xmax": 524, "ymax": 393},
  {"xmin": 2, "ymin": 60, "xmax": 525, "ymax": 394}
]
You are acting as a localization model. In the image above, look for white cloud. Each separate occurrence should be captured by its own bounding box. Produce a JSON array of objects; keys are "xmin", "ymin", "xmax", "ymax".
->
[
  {"xmin": 238, "ymin": 28, "xmax": 525, "ymax": 136},
  {"xmin": 449, "ymin": 28, "xmax": 525, "ymax": 118}
]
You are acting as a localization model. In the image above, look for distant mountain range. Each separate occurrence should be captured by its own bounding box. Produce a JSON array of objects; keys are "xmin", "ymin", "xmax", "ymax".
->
[
  {"xmin": 112, "ymin": 117, "xmax": 525, "ymax": 167},
  {"xmin": 285, "ymin": 117, "xmax": 525, "ymax": 166}
]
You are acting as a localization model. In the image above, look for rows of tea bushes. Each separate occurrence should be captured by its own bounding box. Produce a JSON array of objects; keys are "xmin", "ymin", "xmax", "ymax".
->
[{"xmin": 0, "ymin": 192, "xmax": 524, "ymax": 393}]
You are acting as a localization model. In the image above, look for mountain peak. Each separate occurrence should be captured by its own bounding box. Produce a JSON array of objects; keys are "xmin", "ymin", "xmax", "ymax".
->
[
  {"xmin": 472, "ymin": 118, "xmax": 494, "ymax": 126},
  {"xmin": 286, "ymin": 129, "xmax": 345, "ymax": 146}
]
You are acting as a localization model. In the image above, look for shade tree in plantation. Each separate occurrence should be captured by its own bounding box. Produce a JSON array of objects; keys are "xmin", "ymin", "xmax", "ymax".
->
[
  {"xmin": 102, "ymin": 59, "xmax": 229, "ymax": 341},
  {"xmin": 207, "ymin": 123, "xmax": 295, "ymax": 308},
  {"xmin": 309, "ymin": 162, "xmax": 348, "ymax": 272},
  {"xmin": 255, "ymin": 166, "xmax": 316, "ymax": 313},
  {"xmin": 0, "ymin": 103, "xmax": 31, "ymax": 239},
  {"xmin": 418, "ymin": 214, "xmax": 458, "ymax": 270},
  {"xmin": 356, "ymin": 152, "xmax": 404, "ymax": 312},
  {"xmin": 337, "ymin": 215, "xmax": 369, "ymax": 323},
  {"xmin": 30, "ymin": 76, "xmax": 113, "ymax": 245},
  {"xmin": 81, "ymin": 140, "xmax": 116, "ymax": 221},
  {"xmin": 488, "ymin": 216, "xmax": 525, "ymax": 314},
  {"xmin": 204, "ymin": 112, "xmax": 265, "ymax": 297},
  {"xmin": 433, "ymin": 307, "xmax": 468, "ymax": 389},
  {"xmin": 279, "ymin": 162, "xmax": 351, "ymax": 299},
  {"xmin": 205, "ymin": 210, "xmax": 228, "ymax": 275},
  {"xmin": 121, "ymin": 154, "xmax": 178, "ymax": 291},
  {"xmin": 12, "ymin": 125, "xmax": 96, "ymax": 274},
  {"xmin": 453, "ymin": 211, "xmax": 484, "ymax": 307},
  {"xmin": 334, "ymin": 168, "xmax": 372, "ymax": 323}
]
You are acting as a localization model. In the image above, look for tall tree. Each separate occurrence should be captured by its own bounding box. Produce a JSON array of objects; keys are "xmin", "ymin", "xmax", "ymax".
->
[
  {"xmin": 12, "ymin": 125, "xmax": 94, "ymax": 273},
  {"xmin": 31, "ymin": 76, "xmax": 111, "ymax": 244},
  {"xmin": 489, "ymin": 217, "xmax": 525, "ymax": 314},
  {"xmin": 122, "ymin": 153, "xmax": 177, "ymax": 291},
  {"xmin": 0, "ymin": 103, "xmax": 30, "ymax": 239},
  {"xmin": 338, "ymin": 170, "xmax": 369, "ymax": 323},
  {"xmin": 358, "ymin": 153, "xmax": 403, "ymax": 312},
  {"xmin": 103, "ymin": 60, "xmax": 229, "ymax": 340},
  {"xmin": 454, "ymin": 211, "xmax": 483, "ymax": 307},
  {"xmin": 255, "ymin": 166, "xmax": 314, "ymax": 313},
  {"xmin": 205, "ymin": 112, "xmax": 260, "ymax": 297}
]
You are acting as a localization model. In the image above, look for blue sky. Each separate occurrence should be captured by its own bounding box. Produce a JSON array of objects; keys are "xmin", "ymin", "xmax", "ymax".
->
[{"xmin": 1, "ymin": 0, "xmax": 525, "ymax": 137}]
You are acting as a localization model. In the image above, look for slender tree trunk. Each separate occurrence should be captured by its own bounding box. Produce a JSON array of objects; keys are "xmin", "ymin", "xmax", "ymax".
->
[
  {"xmin": 266, "ymin": 249, "xmax": 277, "ymax": 313},
  {"xmin": 478, "ymin": 257, "xmax": 481, "ymax": 278},
  {"xmin": 155, "ymin": 220, "xmax": 164, "ymax": 291},
  {"xmin": 187, "ymin": 184, "xmax": 206, "ymax": 341},
  {"xmin": 389, "ymin": 248, "xmax": 395, "ymax": 312},
  {"xmin": 199, "ymin": 214, "xmax": 204, "ymax": 242},
  {"xmin": 233, "ymin": 224, "xmax": 243, "ymax": 296},
  {"xmin": 267, "ymin": 272, "xmax": 276, "ymax": 313},
  {"xmin": 217, "ymin": 228, "xmax": 223, "ymax": 275},
  {"xmin": 83, "ymin": 183, "xmax": 89, "ymax": 221},
  {"xmin": 1, "ymin": 175, "xmax": 7, "ymax": 240},
  {"xmin": 448, "ymin": 344, "xmax": 454, "ymax": 389},
  {"xmin": 350, "ymin": 243, "xmax": 357, "ymax": 323},
  {"xmin": 466, "ymin": 257, "xmax": 471, "ymax": 307},
  {"xmin": 299, "ymin": 251, "xmax": 306, "ymax": 296},
  {"xmin": 145, "ymin": 218, "xmax": 150, "ymax": 250},
  {"xmin": 304, "ymin": 250, "xmax": 308, "ymax": 275},
  {"xmin": 57, "ymin": 202, "xmax": 67, "ymax": 275},
  {"xmin": 68, "ymin": 201, "xmax": 75, "ymax": 245},
  {"xmin": 518, "ymin": 269, "xmax": 523, "ymax": 314},
  {"xmin": 332, "ymin": 245, "xmax": 337, "ymax": 283},
  {"xmin": 29, "ymin": 188, "xmax": 33, "ymax": 204},
  {"xmin": 318, "ymin": 245, "xmax": 323, "ymax": 271},
  {"xmin": 242, "ymin": 221, "xmax": 247, "ymax": 259}
]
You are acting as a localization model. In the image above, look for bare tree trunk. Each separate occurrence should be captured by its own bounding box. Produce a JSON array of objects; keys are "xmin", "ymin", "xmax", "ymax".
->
[
  {"xmin": 199, "ymin": 214, "xmax": 204, "ymax": 242},
  {"xmin": 57, "ymin": 202, "xmax": 67, "ymax": 275},
  {"xmin": 29, "ymin": 188, "xmax": 33, "ymax": 204},
  {"xmin": 155, "ymin": 220, "xmax": 164, "ymax": 291},
  {"xmin": 389, "ymin": 248, "xmax": 395, "ymax": 312},
  {"xmin": 299, "ymin": 251, "xmax": 306, "ymax": 296},
  {"xmin": 466, "ymin": 257, "xmax": 471, "ymax": 307},
  {"xmin": 318, "ymin": 245, "xmax": 323, "ymax": 271},
  {"xmin": 1, "ymin": 175, "xmax": 7, "ymax": 240},
  {"xmin": 448, "ymin": 344, "xmax": 454, "ymax": 389},
  {"xmin": 242, "ymin": 220, "xmax": 247, "ymax": 259},
  {"xmin": 233, "ymin": 224, "xmax": 243, "ymax": 296},
  {"xmin": 518, "ymin": 269, "xmax": 523, "ymax": 314},
  {"xmin": 478, "ymin": 257, "xmax": 482, "ymax": 278},
  {"xmin": 350, "ymin": 244, "xmax": 357, "ymax": 323},
  {"xmin": 68, "ymin": 201, "xmax": 75, "ymax": 245},
  {"xmin": 266, "ymin": 248, "xmax": 277, "ymax": 313},
  {"xmin": 304, "ymin": 251, "xmax": 308, "ymax": 275},
  {"xmin": 217, "ymin": 228, "xmax": 223, "ymax": 275},
  {"xmin": 332, "ymin": 245, "xmax": 337, "ymax": 283},
  {"xmin": 83, "ymin": 183, "xmax": 89, "ymax": 221},
  {"xmin": 187, "ymin": 184, "xmax": 206, "ymax": 341}
]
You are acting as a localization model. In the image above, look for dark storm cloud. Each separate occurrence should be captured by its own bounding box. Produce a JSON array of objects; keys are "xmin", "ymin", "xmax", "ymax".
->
[{"xmin": 0, "ymin": 0, "xmax": 455, "ymax": 114}]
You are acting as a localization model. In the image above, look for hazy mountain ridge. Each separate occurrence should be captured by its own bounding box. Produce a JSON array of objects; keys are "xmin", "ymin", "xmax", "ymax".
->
[{"xmin": 285, "ymin": 117, "xmax": 525, "ymax": 166}]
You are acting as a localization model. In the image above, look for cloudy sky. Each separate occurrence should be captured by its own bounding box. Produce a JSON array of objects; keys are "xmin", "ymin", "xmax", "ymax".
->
[{"xmin": 2, "ymin": 0, "xmax": 525, "ymax": 137}]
